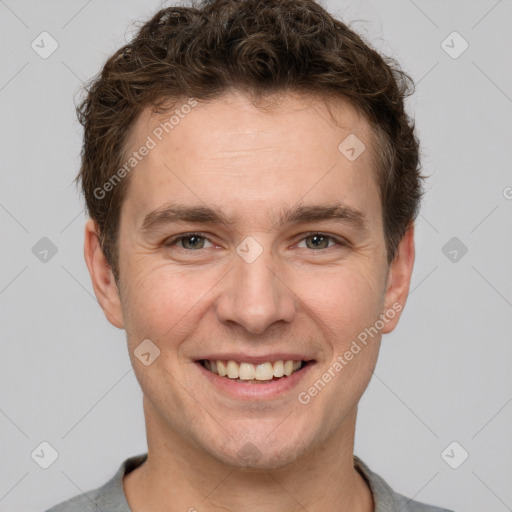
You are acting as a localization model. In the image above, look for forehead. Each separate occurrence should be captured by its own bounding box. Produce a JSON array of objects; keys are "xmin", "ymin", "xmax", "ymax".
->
[
  {"xmin": 127, "ymin": 91, "xmax": 375, "ymax": 161},
  {"xmin": 120, "ymin": 91, "xmax": 382, "ymax": 231}
]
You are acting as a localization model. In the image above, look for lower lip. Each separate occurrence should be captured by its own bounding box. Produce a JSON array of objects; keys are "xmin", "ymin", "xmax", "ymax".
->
[{"xmin": 195, "ymin": 361, "xmax": 314, "ymax": 400}]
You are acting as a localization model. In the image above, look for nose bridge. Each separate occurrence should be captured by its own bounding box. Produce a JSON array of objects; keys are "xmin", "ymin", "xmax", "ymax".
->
[{"xmin": 215, "ymin": 238, "xmax": 296, "ymax": 334}]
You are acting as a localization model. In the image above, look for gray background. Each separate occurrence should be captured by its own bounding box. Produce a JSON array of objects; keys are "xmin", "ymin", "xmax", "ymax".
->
[{"xmin": 0, "ymin": 1, "xmax": 511, "ymax": 511}]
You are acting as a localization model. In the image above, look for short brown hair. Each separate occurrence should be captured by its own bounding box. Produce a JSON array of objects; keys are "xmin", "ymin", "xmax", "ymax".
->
[{"xmin": 76, "ymin": 0, "xmax": 423, "ymax": 281}]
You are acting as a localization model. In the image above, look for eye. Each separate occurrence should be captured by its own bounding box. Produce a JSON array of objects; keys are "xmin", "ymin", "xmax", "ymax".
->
[
  {"xmin": 296, "ymin": 232, "xmax": 346, "ymax": 250},
  {"xmin": 165, "ymin": 233, "xmax": 214, "ymax": 250},
  {"xmin": 163, "ymin": 232, "xmax": 348, "ymax": 252}
]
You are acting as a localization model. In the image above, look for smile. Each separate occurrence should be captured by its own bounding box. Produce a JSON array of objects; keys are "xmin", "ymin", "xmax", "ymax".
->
[
  {"xmin": 195, "ymin": 354, "xmax": 315, "ymax": 399},
  {"xmin": 199, "ymin": 359, "xmax": 307, "ymax": 383}
]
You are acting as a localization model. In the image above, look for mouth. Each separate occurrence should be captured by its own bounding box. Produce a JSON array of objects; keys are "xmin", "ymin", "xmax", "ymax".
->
[{"xmin": 198, "ymin": 358, "xmax": 311, "ymax": 383}]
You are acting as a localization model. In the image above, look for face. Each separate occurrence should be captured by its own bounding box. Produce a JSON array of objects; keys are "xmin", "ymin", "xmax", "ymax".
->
[{"xmin": 86, "ymin": 91, "xmax": 414, "ymax": 469}]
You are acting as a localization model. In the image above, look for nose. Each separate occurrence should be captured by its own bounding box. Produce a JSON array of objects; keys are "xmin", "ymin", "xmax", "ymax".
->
[{"xmin": 214, "ymin": 248, "xmax": 297, "ymax": 335}]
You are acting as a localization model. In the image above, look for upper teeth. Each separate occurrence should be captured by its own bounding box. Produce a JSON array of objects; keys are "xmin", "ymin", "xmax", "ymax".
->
[{"xmin": 203, "ymin": 360, "xmax": 302, "ymax": 380}]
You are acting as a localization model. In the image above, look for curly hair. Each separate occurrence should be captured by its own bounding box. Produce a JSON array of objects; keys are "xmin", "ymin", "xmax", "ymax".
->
[{"xmin": 76, "ymin": 0, "xmax": 423, "ymax": 281}]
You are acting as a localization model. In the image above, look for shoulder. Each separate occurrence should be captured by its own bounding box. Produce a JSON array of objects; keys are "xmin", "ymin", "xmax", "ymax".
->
[
  {"xmin": 354, "ymin": 455, "xmax": 454, "ymax": 512},
  {"xmin": 44, "ymin": 489, "xmax": 106, "ymax": 512},
  {"xmin": 44, "ymin": 453, "xmax": 148, "ymax": 512},
  {"xmin": 392, "ymin": 491, "xmax": 455, "ymax": 512}
]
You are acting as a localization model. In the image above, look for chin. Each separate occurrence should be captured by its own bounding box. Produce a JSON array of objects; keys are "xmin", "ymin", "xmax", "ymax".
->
[{"xmin": 203, "ymin": 427, "xmax": 315, "ymax": 470}]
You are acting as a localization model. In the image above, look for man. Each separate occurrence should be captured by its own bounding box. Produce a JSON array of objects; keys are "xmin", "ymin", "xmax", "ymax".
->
[{"xmin": 46, "ymin": 0, "xmax": 453, "ymax": 510}]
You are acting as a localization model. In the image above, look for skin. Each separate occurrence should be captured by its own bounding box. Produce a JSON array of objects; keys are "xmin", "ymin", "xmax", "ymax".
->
[{"xmin": 84, "ymin": 90, "xmax": 415, "ymax": 512}]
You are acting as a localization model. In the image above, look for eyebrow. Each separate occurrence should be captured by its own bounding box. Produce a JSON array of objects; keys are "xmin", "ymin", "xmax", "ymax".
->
[{"xmin": 140, "ymin": 201, "xmax": 367, "ymax": 234}]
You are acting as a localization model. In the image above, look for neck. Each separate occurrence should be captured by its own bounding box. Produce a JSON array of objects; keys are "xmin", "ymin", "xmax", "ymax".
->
[{"xmin": 124, "ymin": 402, "xmax": 374, "ymax": 512}]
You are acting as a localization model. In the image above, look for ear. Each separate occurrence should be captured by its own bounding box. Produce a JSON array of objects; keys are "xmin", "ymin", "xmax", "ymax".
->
[
  {"xmin": 381, "ymin": 223, "xmax": 415, "ymax": 334},
  {"xmin": 84, "ymin": 218, "xmax": 125, "ymax": 329}
]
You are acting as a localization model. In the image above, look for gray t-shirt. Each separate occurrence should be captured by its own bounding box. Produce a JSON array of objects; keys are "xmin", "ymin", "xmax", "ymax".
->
[{"xmin": 45, "ymin": 453, "xmax": 454, "ymax": 512}]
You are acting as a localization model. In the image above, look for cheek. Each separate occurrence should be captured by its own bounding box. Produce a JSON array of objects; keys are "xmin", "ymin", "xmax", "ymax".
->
[
  {"xmin": 295, "ymin": 268, "xmax": 384, "ymax": 423},
  {"xmin": 294, "ymin": 264, "xmax": 385, "ymax": 340},
  {"xmin": 121, "ymin": 261, "xmax": 223, "ymax": 343}
]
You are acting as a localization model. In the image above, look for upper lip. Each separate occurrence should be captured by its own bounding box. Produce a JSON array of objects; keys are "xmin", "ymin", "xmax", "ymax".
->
[{"xmin": 196, "ymin": 353, "xmax": 314, "ymax": 364}]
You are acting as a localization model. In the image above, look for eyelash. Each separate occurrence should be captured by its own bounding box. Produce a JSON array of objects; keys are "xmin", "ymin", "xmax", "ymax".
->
[{"xmin": 164, "ymin": 232, "xmax": 348, "ymax": 252}]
